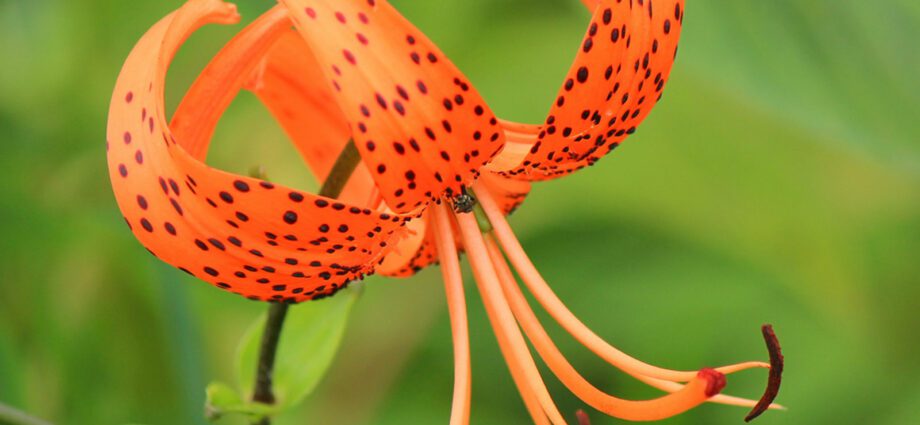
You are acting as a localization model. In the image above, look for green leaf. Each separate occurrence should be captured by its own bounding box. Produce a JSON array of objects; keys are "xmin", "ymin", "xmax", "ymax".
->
[
  {"xmin": 235, "ymin": 284, "xmax": 362, "ymax": 413},
  {"xmin": 204, "ymin": 284, "xmax": 362, "ymax": 423},
  {"xmin": 204, "ymin": 381, "xmax": 277, "ymax": 422},
  {"xmin": 204, "ymin": 381, "xmax": 242, "ymax": 421}
]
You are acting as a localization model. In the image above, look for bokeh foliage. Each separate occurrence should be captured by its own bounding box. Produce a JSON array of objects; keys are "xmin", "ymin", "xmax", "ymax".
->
[{"xmin": 1, "ymin": 0, "xmax": 918, "ymax": 424}]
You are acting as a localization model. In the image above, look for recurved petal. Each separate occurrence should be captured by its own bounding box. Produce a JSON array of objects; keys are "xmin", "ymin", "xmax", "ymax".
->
[
  {"xmin": 107, "ymin": 0, "xmax": 407, "ymax": 302},
  {"xmin": 278, "ymin": 0, "xmax": 506, "ymax": 213},
  {"xmin": 171, "ymin": 6, "xmax": 377, "ymax": 208},
  {"xmin": 495, "ymin": 0, "xmax": 684, "ymax": 180},
  {"xmin": 247, "ymin": 29, "xmax": 383, "ymax": 208},
  {"xmin": 245, "ymin": 29, "xmax": 352, "ymax": 182},
  {"xmin": 169, "ymin": 5, "xmax": 290, "ymax": 161}
]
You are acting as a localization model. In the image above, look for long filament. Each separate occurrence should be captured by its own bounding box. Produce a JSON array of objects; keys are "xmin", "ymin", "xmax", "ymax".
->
[
  {"xmin": 486, "ymin": 237, "xmax": 722, "ymax": 421},
  {"xmin": 473, "ymin": 182, "xmax": 770, "ymax": 383},
  {"xmin": 432, "ymin": 204, "xmax": 472, "ymax": 425},
  {"xmin": 455, "ymin": 212, "xmax": 567, "ymax": 425}
]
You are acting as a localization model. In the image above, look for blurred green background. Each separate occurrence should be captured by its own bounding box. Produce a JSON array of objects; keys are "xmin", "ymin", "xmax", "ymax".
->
[{"xmin": 2, "ymin": 0, "xmax": 919, "ymax": 424}]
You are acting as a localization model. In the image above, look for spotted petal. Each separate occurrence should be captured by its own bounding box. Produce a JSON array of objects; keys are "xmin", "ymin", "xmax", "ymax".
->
[
  {"xmin": 278, "ymin": 0, "xmax": 506, "ymax": 213},
  {"xmin": 494, "ymin": 0, "xmax": 685, "ymax": 180},
  {"xmin": 106, "ymin": 0, "xmax": 407, "ymax": 302}
]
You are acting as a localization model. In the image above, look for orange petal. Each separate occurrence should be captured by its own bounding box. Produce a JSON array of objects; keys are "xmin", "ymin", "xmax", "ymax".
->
[
  {"xmin": 107, "ymin": 0, "xmax": 407, "ymax": 302},
  {"xmin": 245, "ymin": 27, "xmax": 347, "ymax": 180},
  {"xmin": 172, "ymin": 6, "xmax": 378, "ymax": 207},
  {"xmin": 170, "ymin": 5, "xmax": 290, "ymax": 161},
  {"xmin": 246, "ymin": 28, "xmax": 379, "ymax": 207},
  {"xmin": 496, "ymin": 0, "xmax": 685, "ymax": 180},
  {"xmin": 278, "ymin": 0, "xmax": 506, "ymax": 213}
]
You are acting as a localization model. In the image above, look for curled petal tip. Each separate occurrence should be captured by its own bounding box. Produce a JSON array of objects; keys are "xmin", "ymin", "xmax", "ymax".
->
[
  {"xmin": 196, "ymin": 0, "xmax": 241, "ymax": 24},
  {"xmin": 697, "ymin": 368, "xmax": 727, "ymax": 397},
  {"xmin": 744, "ymin": 324, "xmax": 785, "ymax": 422},
  {"xmin": 217, "ymin": 2, "xmax": 241, "ymax": 24}
]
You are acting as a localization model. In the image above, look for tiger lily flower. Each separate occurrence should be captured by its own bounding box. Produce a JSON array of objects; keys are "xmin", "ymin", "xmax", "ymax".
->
[{"xmin": 106, "ymin": 0, "xmax": 783, "ymax": 423}]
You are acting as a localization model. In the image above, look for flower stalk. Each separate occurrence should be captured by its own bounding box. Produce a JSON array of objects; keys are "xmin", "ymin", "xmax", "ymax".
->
[{"xmin": 250, "ymin": 140, "xmax": 361, "ymax": 424}]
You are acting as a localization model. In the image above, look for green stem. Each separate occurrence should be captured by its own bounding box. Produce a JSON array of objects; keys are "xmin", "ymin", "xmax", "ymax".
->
[
  {"xmin": 315, "ymin": 140, "xmax": 362, "ymax": 200},
  {"xmin": 250, "ymin": 140, "xmax": 361, "ymax": 424},
  {"xmin": 0, "ymin": 402, "xmax": 53, "ymax": 425},
  {"xmin": 251, "ymin": 303, "xmax": 288, "ymax": 406}
]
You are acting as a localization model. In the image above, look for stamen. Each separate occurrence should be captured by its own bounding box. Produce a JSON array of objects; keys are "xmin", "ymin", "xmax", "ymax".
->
[
  {"xmin": 432, "ymin": 204, "xmax": 471, "ymax": 425},
  {"xmin": 473, "ymin": 182, "xmax": 769, "ymax": 382},
  {"xmin": 493, "ymin": 311, "xmax": 552, "ymax": 425},
  {"xmin": 575, "ymin": 410, "xmax": 591, "ymax": 425},
  {"xmin": 744, "ymin": 325, "xmax": 784, "ymax": 422},
  {"xmin": 487, "ymin": 237, "xmax": 724, "ymax": 421},
  {"xmin": 454, "ymin": 213, "xmax": 566, "ymax": 425}
]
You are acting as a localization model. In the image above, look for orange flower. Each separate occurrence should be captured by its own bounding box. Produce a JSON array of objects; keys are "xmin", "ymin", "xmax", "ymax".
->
[{"xmin": 106, "ymin": 0, "xmax": 782, "ymax": 422}]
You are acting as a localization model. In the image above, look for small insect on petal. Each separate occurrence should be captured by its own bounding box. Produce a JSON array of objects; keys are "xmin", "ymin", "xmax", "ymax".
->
[{"xmin": 450, "ymin": 190, "xmax": 476, "ymax": 214}]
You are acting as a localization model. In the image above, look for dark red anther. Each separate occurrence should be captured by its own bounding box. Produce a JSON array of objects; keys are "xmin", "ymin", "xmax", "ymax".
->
[
  {"xmin": 697, "ymin": 367, "xmax": 726, "ymax": 397},
  {"xmin": 744, "ymin": 324, "xmax": 784, "ymax": 422},
  {"xmin": 575, "ymin": 409, "xmax": 591, "ymax": 425}
]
